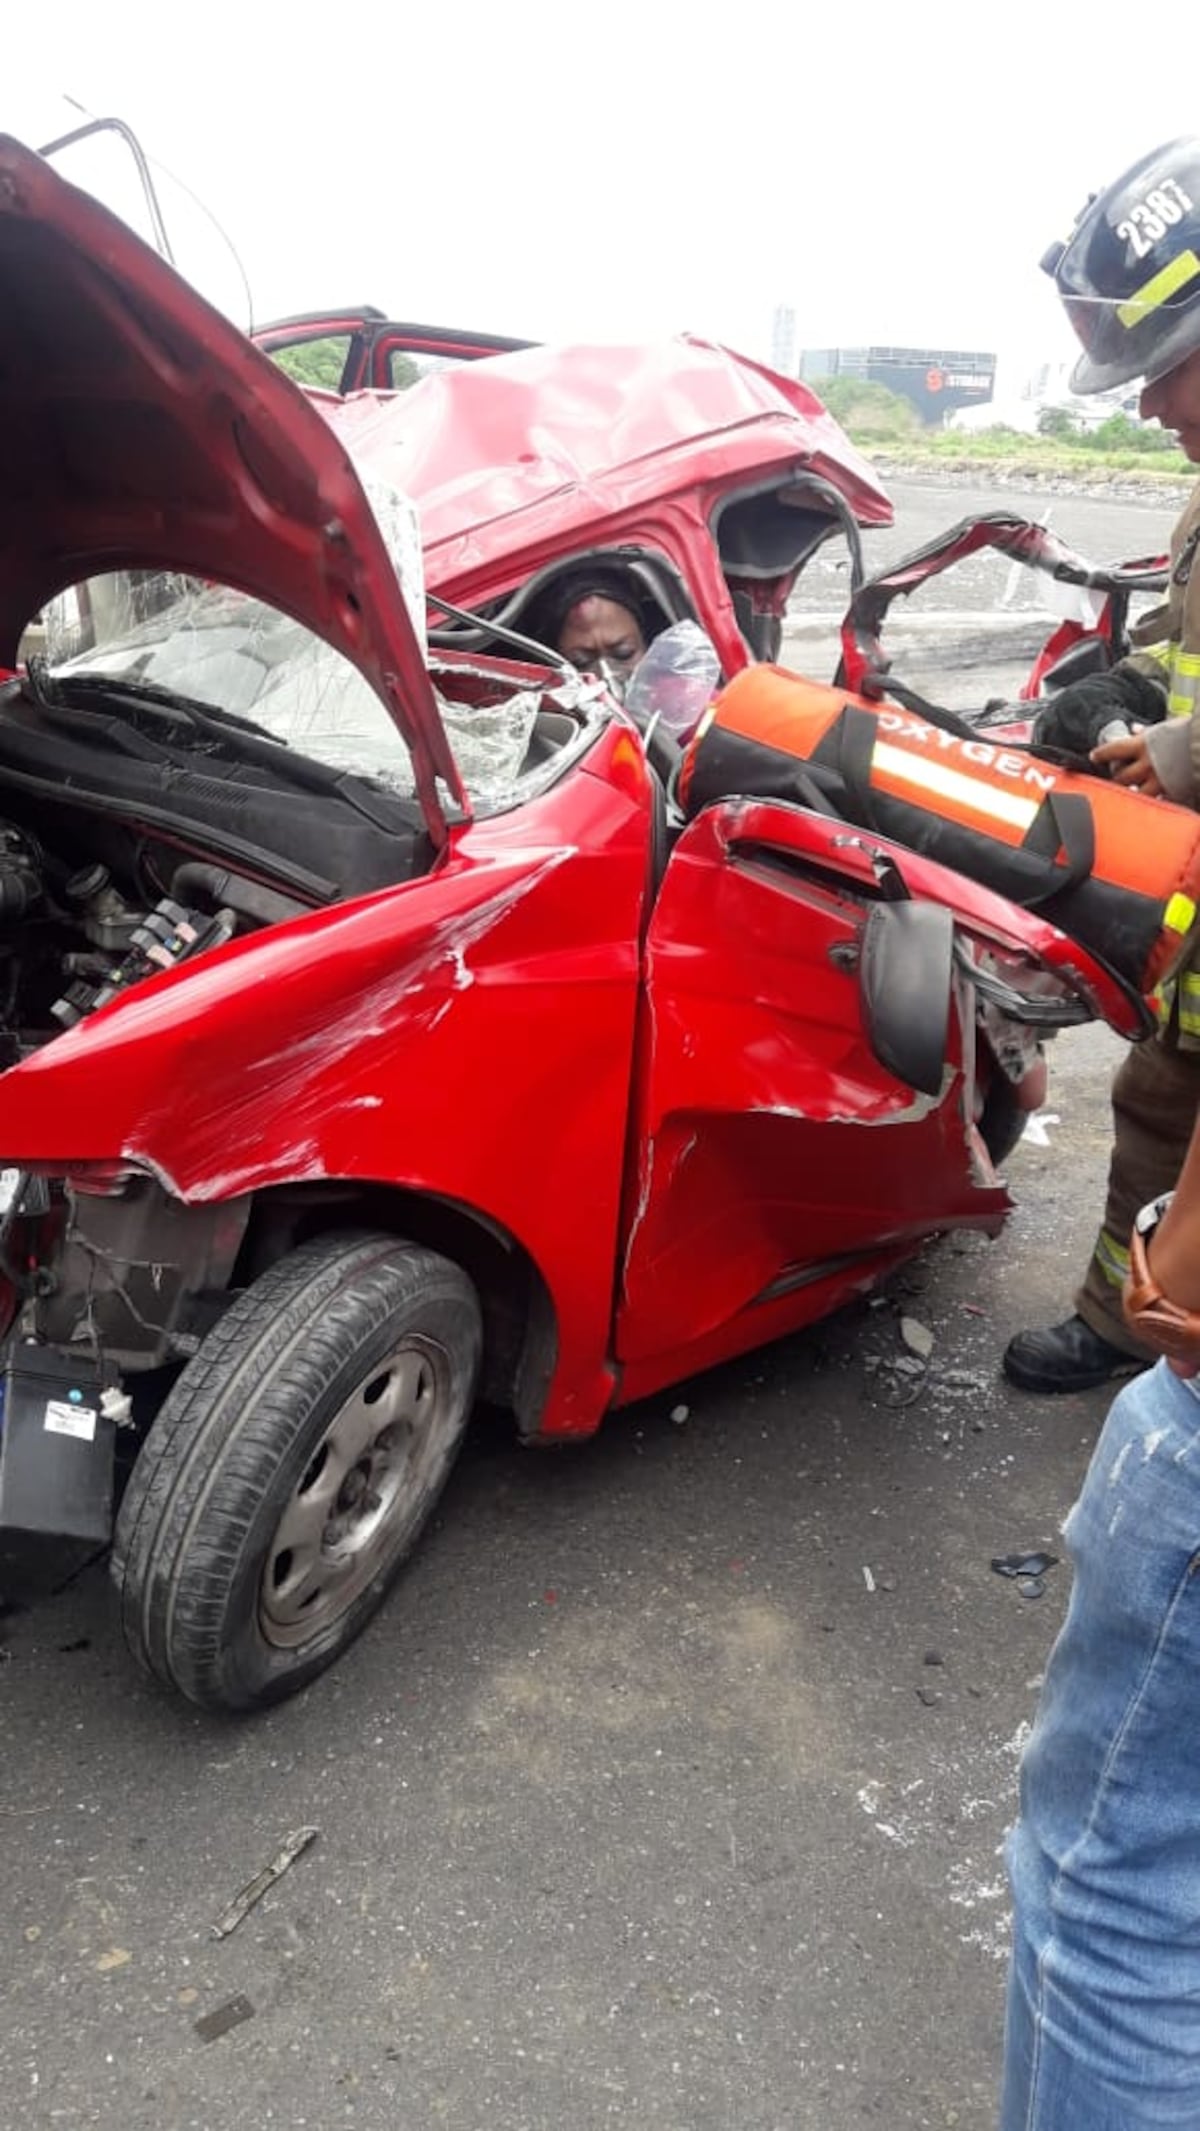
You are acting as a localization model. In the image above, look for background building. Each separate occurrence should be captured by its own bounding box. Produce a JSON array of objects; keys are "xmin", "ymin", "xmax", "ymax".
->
[{"xmin": 799, "ymin": 344, "xmax": 995, "ymax": 425}]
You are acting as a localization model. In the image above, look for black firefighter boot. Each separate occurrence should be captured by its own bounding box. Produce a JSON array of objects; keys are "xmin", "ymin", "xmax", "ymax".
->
[{"xmin": 1002, "ymin": 1314, "xmax": 1150, "ymax": 1394}]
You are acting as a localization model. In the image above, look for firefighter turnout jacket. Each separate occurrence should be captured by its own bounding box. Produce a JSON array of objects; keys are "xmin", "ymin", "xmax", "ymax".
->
[{"xmin": 1127, "ymin": 477, "xmax": 1200, "ymax": 1043}]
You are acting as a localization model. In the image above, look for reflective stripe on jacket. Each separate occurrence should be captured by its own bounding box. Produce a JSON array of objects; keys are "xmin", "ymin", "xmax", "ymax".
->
[
  {"xmin": 1151, "ymin": 966, "xmax": 1200, "ymax": 1037},
  {"xmin": 1138, "ymin": 639, "xmax": 1200, "ymax": 721},
  {"xmin": 1093, "ymin": 1224, "xmax": 1133, "ymax": 1290}
]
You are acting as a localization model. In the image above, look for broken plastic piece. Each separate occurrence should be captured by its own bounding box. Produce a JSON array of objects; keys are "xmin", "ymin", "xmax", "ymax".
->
[
  {"xmin": 99, "ymin": 1386, "xmax": 134, "ymax": 1428},
  {"xmin": 194, "ymin": 1993, "xmax": 255, "ymax": 2043},
  {"xmin": 1022, "ymin": 1111, "xmax": 1061, "ymax": 1148},
  {"xmin": 990, "ymin": 1550, "xmax": 1059, "ymax": 1581},
  {"xmin": 210, "ymin": 1826, "xmax": 319, "ymax": 1939},
  {"xmin": 900, "ymin": 1317, "xmax": 934, "ymax": 1359},
  {"xmin": 880, "ymin": 1370, "xmax": 925, "ymax": 1409}
]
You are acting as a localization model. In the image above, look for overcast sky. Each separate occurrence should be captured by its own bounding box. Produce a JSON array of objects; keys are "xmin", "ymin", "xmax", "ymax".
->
[{"xmin": 9, "ymin": 2, "xmax": 1200, "ymax": 396}]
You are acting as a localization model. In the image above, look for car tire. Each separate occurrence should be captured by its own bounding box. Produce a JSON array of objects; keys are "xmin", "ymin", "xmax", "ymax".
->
[{"xmin": 112, "ymin": 1231, "xmax": 482, "ymax": 1713}]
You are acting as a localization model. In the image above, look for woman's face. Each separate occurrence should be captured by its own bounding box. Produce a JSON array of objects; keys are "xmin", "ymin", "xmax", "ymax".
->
[{"xmin": 556, "ymin": 595, "xmax": 646, "ymax": 686}]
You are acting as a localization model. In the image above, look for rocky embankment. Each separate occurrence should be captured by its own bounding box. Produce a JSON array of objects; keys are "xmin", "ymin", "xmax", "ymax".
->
[{"xmin": 869, "ymin": 454, "xmax": 1193, "ymax": 509}]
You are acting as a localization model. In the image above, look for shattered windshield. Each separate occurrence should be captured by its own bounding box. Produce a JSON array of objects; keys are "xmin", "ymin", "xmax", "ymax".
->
[
  {"xmin": 39, "ymin": 573, "xmax": 568, "ymax": 807},
  {"xmin": 44, "ymin": 573, "xmax": 421, "ymax": 788}
]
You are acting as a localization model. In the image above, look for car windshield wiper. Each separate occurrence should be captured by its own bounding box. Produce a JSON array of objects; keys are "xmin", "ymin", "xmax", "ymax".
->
[{"xmin": 35, "ymin": 664, "xmax": 283, "ymax": 744}]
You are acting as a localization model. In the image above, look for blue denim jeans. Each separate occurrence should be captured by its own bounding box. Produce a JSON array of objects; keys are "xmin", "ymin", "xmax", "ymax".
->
[{"xmin": 1000, "ymin": 1361, "xmax": 1200, "ymax": 2129}]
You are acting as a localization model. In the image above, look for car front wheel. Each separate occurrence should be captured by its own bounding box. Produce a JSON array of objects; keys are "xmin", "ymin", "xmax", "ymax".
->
[{"xmin": 112, "ymin": 1231, "xmax": 482, "ymax": 1712}]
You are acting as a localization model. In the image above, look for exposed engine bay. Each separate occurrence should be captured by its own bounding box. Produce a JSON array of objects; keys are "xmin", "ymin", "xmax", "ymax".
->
[
  {"xmin": 0, "ymin": 667, "xmax": 429, "ymax": 1059},
  {"xmin": 0, "ymin": 642, "xmax": 595, "ymax": 1058}
]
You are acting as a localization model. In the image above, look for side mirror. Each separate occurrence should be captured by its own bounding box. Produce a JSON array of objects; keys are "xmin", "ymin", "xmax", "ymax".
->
[{"xmin": 858, "ymin": 900, "xmax": 953, "ymax": 1097}]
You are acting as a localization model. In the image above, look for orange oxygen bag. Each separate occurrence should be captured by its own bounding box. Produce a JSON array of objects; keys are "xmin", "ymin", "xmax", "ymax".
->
[{"xmin": 679, "ymin": 665, "xmax": 1200, "ymax": 996}]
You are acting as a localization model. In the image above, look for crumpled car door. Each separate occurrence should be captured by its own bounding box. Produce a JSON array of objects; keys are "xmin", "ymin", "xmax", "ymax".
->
[{"xmin": 615, "ymin": 797, "xmax": 1006, "ymax": 1372}]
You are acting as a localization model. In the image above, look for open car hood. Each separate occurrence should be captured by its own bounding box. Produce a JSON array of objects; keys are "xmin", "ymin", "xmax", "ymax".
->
[
  {"xmin": 320, "ymin": 337, "xmax": 893, "ymax": 627},
  {"xmin": 0, "ymin": 134, "xmax": 463, "ymax": 835}
]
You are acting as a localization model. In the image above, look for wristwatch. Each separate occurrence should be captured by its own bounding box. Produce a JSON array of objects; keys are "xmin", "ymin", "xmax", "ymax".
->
[{"xmin": 1123, "ymin": 1191, "xmax": 1200, "ymax": 1362}]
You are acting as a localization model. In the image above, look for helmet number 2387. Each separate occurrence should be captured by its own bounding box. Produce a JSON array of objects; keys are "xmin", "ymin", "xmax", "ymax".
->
[{"xmin": 1117, "ymin": 178, "xmax": 1195, "ymax": 259}]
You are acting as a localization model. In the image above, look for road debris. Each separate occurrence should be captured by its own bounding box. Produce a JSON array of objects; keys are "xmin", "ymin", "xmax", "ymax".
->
[
  {"xmin": 669, "ymin": 1403, "xmax": 689, "ymax": 1425},
  {"xmin": 210, "ymin": 1826, "xmax": 319, "ymax": 1940},
  {"xmin": 879, "ymin": 1370, "xmax": 925, "ymax": 1409},
  {"xmin": 1022, "ymin": 1111, "xmax": 1060, "ymax": 1148},
  {"xmin": 862, "ymin": 1566, "xmax": 877, "ymax": 1593},
  {"xmin": 194, "ymin": 1994, "xmax": 255, "ymax": 2043},
  {"xmin": 991, "ymin": 1551, "xmax": 1059, "ymax": 1581},
  {"xmin": 991, "ymin": 1550, "xmax": 1060, "ymax": 1599},
  {"xmin": 900, "ymin": 1317, "xmax": 935, "ymax": 1360}
]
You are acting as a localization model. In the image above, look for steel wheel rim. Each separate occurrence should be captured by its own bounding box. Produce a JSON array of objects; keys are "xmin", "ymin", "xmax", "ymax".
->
[{"xmin": 259, "ymin": 1334, "xmax": 457, "ymax": 1649}]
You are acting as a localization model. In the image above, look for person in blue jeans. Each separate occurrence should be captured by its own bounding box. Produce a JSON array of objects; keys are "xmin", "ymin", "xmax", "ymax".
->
[
  {"xmin": 1000, "ymin": 1351, "xmax": 1200, "ymax": 2127},
  {"xmin": 1002, "ymin": 949, "xmax": 1200, "ymax": 2096}
]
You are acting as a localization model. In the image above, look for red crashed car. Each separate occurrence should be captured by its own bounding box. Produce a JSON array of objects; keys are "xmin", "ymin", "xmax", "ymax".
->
[{"xmin": 0, "ymin": 137, "xmax": 1145, "ymax": 1713}]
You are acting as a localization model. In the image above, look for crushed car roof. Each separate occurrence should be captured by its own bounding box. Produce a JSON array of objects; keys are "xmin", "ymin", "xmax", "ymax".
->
[{"xmin": 319, "ymin": 336, "xmax": 894, "ymax": 601}]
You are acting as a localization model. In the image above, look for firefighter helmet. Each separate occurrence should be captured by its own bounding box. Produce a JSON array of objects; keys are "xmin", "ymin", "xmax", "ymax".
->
[{"xmin": 1042, "ymin": 137, "xmax": 1200, "ymax": 394}]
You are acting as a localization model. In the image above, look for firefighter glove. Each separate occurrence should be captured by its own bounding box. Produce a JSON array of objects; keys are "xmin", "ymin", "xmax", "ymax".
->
[{"xmin": 1032, "ymin": 666, "xmax": 1168, "ymax": 755}]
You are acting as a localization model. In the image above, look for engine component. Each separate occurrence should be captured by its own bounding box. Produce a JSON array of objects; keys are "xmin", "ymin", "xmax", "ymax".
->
[
  {"xmin": 50, "ymin": 897, "xmax": 237, "ymax": 1029},
  {"xmin": 0, "ymin": 1342, "xmax": 113, "ymax": 1548},
  {"xmin": 0, "ymin": 823, "xmax": 42, "ymax": 921},
  {"xmin": 65, "ymin": 863, "xmax": 141, "ymax": 950},
  {"xmin": 171, "ymin": 862, "xmax": 310, "ymax": 930}
]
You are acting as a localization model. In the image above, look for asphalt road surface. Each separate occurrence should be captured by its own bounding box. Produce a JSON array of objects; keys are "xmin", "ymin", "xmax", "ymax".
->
[{"xmin": 0, "ymin": 478, "xmax": 1182, "ymax": 2131}]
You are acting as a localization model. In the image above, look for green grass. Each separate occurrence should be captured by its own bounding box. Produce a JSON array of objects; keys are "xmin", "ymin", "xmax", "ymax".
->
[
  {"xmin": 903, "ymin": 429, "xmax": 1191, "ymax": 482},
  {"xmin": 807, "ymin": 376, "xmax": 1191, "ymax": 484}
]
